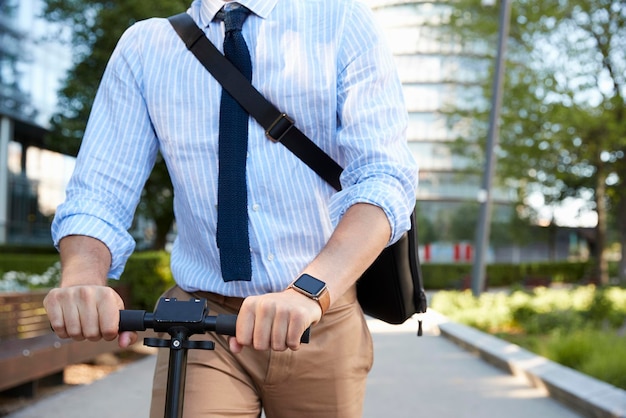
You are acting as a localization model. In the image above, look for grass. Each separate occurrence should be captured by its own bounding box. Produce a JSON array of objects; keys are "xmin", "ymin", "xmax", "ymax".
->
[{"xmin": 431, "ymin": 285, "xmax": 626, "ymax": 390}]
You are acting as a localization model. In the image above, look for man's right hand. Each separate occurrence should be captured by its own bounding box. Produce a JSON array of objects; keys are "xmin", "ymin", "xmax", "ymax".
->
[
  {"xmin": 46, "ymin": 235, "xmax": 137, "ymax": 348},
  {"xmin": 44, "ymin": 285, "xmax": 137, "ymax": 348}
]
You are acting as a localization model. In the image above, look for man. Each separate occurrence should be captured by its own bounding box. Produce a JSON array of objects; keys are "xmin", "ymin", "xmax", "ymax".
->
[{"xmin": 44, "ymin": 0, "xmax": 418, "ymax": 416}]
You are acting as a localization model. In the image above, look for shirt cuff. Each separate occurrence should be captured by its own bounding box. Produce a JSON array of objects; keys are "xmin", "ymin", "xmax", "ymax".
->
[
  {"xmin": 327, "ymin": 182, "xmax": 414, "ymax": 246},
  {"xmin": 52, "ymin": 213, "xmax": 136, "ymax": 279}
]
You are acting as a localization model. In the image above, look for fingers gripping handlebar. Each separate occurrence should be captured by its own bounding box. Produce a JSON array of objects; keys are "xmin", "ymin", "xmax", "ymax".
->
[
  {"xmin": 119, "ymin": 297, "xmax": 312, "ymax": 418},
  {"xmin": 119, "ymin": 297, "xmax": 311, "ymax": 343},
  {"xmin": 119, "ymin": 297, "xmax": 313, "ymax": 418}
]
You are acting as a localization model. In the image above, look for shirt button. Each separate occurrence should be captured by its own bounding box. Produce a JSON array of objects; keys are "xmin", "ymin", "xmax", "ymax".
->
[
  {"xmin": 252, "ymin": 204, "xmax": 260, "ymax": 211},
  {"xmin": 267, "ymin": 253, "xmax": 275, "ymax": 261}
]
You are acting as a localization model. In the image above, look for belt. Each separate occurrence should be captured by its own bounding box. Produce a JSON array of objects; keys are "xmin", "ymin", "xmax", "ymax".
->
[{"xmin": 192, "ymin": 290, "xmax": 245, "ymax": 311}]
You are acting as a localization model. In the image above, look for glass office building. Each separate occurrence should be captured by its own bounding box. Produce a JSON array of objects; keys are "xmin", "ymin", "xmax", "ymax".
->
[
  {"xmin": 365, "ymin": 0, "xmax": 516, "ymax": 241},
  {"xmin": 365, "ymin": 0, "xmax": 580, "ymax": 263},
  {"xmin": 0, "ymin": 0, "xmax": 74, "ymax": 245}
]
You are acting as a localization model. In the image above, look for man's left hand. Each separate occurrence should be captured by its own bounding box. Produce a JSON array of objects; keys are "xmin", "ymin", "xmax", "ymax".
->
[{"xmin": 230, "ymin": 289, "xmax": 322, "ymax": 352}]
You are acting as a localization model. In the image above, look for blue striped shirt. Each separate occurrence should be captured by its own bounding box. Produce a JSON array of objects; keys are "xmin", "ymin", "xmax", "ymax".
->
[{"xmin": 52, "ymin": 0, "xmax": 418, "ymax": 297}]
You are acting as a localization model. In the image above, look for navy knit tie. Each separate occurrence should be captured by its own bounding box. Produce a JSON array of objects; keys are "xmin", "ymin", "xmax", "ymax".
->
[{"xmin": 216, "ymin": 4, "xmax": 252, "ymax": 282}]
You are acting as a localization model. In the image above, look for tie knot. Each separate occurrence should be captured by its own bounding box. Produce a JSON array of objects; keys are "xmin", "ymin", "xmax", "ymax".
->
[{"xmin": 218, "ymin": 4, "xmax": 251, "ymax": 33}]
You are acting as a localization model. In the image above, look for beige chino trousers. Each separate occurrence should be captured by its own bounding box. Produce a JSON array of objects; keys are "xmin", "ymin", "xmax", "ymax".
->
[{"xmin": 149, "ymin": 285, "xmax": 373, "ymax": 418}]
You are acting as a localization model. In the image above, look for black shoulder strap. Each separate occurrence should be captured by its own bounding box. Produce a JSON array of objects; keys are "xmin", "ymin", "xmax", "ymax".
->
[
  {"xmin": 168, "ymin": 13, "xmax": 343, "ymax": 191},
  {"xmin": 169, "ymin": 13, "xmax": 427, "ymax": 320}
]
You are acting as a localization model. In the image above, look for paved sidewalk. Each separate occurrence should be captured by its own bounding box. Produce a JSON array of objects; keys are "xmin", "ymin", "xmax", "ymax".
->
[
  {"xmin": 363, "ymin": 316, "xmax": 584, "ymax": 418},
  {"xmin": 7, "ymin": 311, "xmax": 591, "ymax": 418}
]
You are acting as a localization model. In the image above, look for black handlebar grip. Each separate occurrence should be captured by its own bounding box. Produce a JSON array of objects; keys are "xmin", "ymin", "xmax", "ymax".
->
[
  {"xmin": 214, "ymin": 314, "xmax": 311, "ymax": 343},
  {"xmin": 119, "ymin": 309, "xmax": 147, "ymax": 332},
  {"xmin": 300, "ymin": 327, "xmax": 311, "ymax": 344},
  {"xmin": 215, "ymin": 314, "xmax": 238, "ymax": 336}
]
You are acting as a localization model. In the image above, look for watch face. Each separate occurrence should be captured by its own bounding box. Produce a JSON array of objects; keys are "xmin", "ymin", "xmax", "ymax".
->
[{"xmin": 295, "ymin": 274, "xmax": 326, "ymax": 296}]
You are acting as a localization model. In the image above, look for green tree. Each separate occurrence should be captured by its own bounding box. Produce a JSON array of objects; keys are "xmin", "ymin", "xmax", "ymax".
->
[
  {"xmin": 42, "ymin": 0, "xmax": 188, "ymax": 249},
  {"xmin": 449, "ymin": 203, "xmax": 479, "ymax": 242},
  {"xmin": 415, "ymin": 204, "xmax": 438, "ymax": 244},
  {"xmin": 442, "ymin": 0, "xmax": 625, "ymax": 284}
]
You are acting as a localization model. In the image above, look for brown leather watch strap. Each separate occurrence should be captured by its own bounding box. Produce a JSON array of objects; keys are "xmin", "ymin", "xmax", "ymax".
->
[{"xmin": 316, "ymin": 287, "xmax": 331, "ymax": 316}]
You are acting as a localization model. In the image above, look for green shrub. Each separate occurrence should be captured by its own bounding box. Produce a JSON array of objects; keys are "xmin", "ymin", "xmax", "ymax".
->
[
  {"xmin": 433, "ymin": 286, "xmax": 626, "ymax": 334},
  {"xmin": 0, "ymin": 253, "xmax": 60, "ymax": 275},
  {"xmin": 421, "ymin": 261, "xmax": 592, "ymax": 290},
  {"xmin": 0, "ymin": 245, "xmax": 57, "ymax": 255},
  {"xmin": 430, "ymin": 290, "xmax": 516, "ymax": 332},
  {"xmin": 579, "ymin": 333, "xmax": 626, "ymax": 390},
  {"xmin": 583, "ymin": 291, "xmax": 614, "ymax": 325},
  {"xmin": 520, "ymin": 309, "xmax": 586, "ymax": 335},
  {"xmin": 606, "ymin": 287, "xmax": 626, "ymax": 310},
  {"xmin": 421, "ymin": 264, "xmax": 472, "ymax": 289},
  {"xmin": 0, "ymin": 262, "xmax": 61, "ymax": 291},
  {"xmin": 542, "ymin": 329, "xmax": 596, "ymax": 370},
  {"xmin": 431, "ymin": 286, "xmax": 626, "ymax": 390},
  {"xmin": 0, "ymin": 250, "xmax": 174, "ymax": 310},
  {"xmin": 119, "ymin": 251, "xmax": 174, "ymax": 310},
  {"xmin": 542, "ymin": 329, "xmax": 626, "ymax": 390}
]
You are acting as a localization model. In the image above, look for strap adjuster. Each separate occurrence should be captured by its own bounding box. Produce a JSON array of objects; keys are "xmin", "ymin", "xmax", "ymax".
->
[{"xmin": 266, "ymin": 113, "xmax": 294, "ymax": 143}]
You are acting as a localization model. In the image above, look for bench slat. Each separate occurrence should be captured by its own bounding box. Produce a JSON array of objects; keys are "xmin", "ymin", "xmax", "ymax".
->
[
  {"xmin": 0, "ymin": 291, "xmax": 51, "ymax": 340},
  {"xmin": 0, "ymin": 290, "xmax": 126, "ymax": 393},
  {"xmin": 0, "ymin": 334, "xmax": 121, "ymax": 392}
]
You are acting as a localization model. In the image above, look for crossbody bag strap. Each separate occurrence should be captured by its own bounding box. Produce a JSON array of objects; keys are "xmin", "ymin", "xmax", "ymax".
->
[
  {"xmin": 168, "ymin": 12, "xmax": 343, "ymax": 191},
  {"xmin": 169, "ymin": 13, "xmax": 426, "ymax": 317}
]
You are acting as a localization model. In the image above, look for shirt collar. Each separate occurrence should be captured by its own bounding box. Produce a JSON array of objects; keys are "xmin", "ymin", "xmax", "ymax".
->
[{"xmin": 197, "ymin": 0, "xmax": 278, "ymax": 26}]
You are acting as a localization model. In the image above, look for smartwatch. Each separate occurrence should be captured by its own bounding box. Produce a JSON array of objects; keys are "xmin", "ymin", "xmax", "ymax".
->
[{"xmin": 288, "ymin": 274, "xmax": 331, "ymax": 316}]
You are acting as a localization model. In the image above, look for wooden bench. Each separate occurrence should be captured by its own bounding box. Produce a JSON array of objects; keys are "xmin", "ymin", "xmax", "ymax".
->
[
  {"xmin": 0, "ymin": 291, "xmax": 52, "ymax": 341},
  {"xmin": 0, "ymin": 291, "xmax": 122, "ymax": 396}
]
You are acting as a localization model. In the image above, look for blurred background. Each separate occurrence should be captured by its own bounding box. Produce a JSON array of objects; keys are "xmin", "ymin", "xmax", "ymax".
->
[
  {"xmin": 2, "ymin": 0, "xmax": 624, "ymax": 282},
  {"xmin": 0, "ymin": 0, "xmax": 625, "ymax": 406}
]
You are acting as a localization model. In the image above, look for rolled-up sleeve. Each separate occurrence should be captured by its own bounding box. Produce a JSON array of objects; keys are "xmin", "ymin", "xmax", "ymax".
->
[
  {"xmin": 51, "ymin": 25, "xmax": 160, "ymax": 278},
  {"xmin": 328, "ymin": 1, "xmax": 418, "ymax": 244}
]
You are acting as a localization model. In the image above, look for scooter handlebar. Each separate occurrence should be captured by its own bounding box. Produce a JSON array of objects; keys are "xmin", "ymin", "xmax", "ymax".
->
[{"xmin": 119, "ymin": 306, "xmax": 310, "ymax": 343}]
